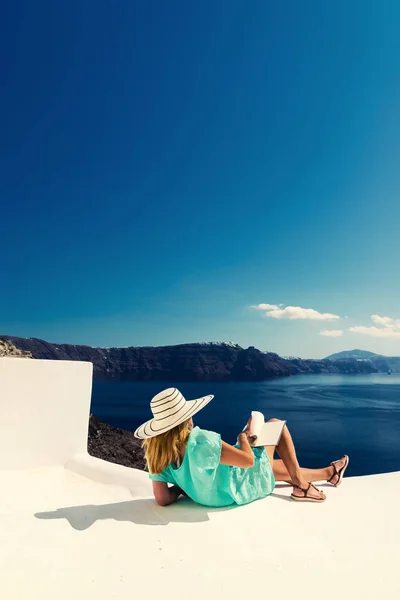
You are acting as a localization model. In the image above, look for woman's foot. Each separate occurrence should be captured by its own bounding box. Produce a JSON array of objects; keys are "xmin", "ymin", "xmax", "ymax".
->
[
  {"xmin": 327, "ymin": 455, "xmax": 349, "ymax": 486},
  {"xmin": 291, "ymin": 480, "xmax": 326, "ymax": 501}
]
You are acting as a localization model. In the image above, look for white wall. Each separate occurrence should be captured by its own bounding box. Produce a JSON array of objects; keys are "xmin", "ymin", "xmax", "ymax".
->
[{"xmin": 0, "ymin": 358, "xmax": 93, "ymax": 469}]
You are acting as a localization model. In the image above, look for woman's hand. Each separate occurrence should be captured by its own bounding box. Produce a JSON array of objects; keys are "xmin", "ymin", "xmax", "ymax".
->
[{"xmin": 238, "ymin": 415, "xmax": 257, "ymax": 445}]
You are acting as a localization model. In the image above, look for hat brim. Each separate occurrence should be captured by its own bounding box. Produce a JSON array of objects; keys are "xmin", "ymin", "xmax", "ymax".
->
[{"xmin": 134, "ymin": 394, "xmax": 214, "ymax": 439}]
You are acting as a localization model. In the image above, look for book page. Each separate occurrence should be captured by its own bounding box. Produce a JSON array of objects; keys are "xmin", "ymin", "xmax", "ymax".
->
[
  {"xmin": 254, "ymin": 420, "xmax": 286, "ymax": 447},
  {"xmin": 242, "ymin": 412, "xmax": 286, "ymax": 446},
  {"xmin": 250, "ymin": 411, "xmax": 265, "ymax": 438}
]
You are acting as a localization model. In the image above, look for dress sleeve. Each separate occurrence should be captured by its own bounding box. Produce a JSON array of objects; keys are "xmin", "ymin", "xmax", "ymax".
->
[
  {"xmin": 189, "ymin": 428, "xmax": 222, "ymax": 470},
  {"xmin": 148, "ymin": 471, "xmax": 169, "ymax": 482}
]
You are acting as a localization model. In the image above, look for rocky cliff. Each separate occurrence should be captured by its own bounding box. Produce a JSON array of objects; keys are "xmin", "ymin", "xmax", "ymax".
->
[
  {"xmin": 0, "ymin": 335, "xmax": 377, "ymax": 380},
  {"xmin": 0, "ymin": 338, "xmax": 32, "ymax": 358},
  {"xmin": 88, "ymin": 415, "xmax": 145, "ymax": 470}
]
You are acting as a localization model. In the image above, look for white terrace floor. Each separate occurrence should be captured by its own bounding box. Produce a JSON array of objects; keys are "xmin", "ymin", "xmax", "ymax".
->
[{"xmin": 1, "ymin": 359, "xmax": 399, "ymax": 600}]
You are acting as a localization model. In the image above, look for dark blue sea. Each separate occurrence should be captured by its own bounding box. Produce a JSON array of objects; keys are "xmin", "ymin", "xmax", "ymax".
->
[{"xmin": 90, "ymin": 374, "xmax": 400, "ymax": 477}]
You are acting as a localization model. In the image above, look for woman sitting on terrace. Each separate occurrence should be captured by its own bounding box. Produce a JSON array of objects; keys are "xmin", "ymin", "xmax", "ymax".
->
[{"xmin": 134, "ymin": 388, "xmax": 349, "ymax": 507}]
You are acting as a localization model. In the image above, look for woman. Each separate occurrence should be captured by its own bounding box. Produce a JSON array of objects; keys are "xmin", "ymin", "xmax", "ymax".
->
[{"xmin": 134, "ymin": 388, "xmax": 349, "ymax": 507}]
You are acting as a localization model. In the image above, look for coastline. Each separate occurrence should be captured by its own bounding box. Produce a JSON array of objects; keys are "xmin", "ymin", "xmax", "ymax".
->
[{"xmin": 0, "ymin": 335, "xmax": 379, "ymax": 381}]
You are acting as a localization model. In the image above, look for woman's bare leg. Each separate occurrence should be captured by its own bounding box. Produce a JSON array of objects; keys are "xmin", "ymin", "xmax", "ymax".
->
[
  {"xmin": 273, "ymin": 458, "xmax": 347, "ymax": 484},
  {"xmin": 273, "ymin": 459, "xmax": 331, "ymax": 483},
  {"xmin": 266, "ymin": 419, "xmax": 326, "ymax": 500}
]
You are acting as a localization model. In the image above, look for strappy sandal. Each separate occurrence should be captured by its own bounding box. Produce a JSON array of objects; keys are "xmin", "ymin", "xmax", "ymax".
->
[
  {"xmin": 291, "ymin": 482, "xmax": 326, "ymax": 503},
  {"xmin": 328, "ymin": 455, "xmax": 349, "ymax": 487}
]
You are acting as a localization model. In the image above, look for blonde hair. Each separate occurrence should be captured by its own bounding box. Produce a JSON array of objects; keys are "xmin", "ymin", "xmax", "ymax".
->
[{"xmin": 142, "ymin": 420, "xmax": 192, "ymax": 474}]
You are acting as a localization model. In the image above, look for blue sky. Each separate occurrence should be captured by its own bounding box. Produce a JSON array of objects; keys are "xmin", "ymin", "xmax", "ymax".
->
[{"xmin": 1, "ymin": 1, "xmax": 400, "ymax": 358}]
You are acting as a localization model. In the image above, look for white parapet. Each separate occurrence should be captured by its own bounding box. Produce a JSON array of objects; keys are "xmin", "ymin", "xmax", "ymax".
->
[
  {"xmin": 0, "ymin": 358, "xmax": 93, "ymax": 469},
  {"xmin": 0, "ymin": 357, "xmax": 152, "ymax": 492}
]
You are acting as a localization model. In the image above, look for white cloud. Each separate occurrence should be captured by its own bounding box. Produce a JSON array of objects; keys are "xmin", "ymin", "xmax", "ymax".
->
[
  {"xmin": 370, "ymin": 314, "xmax": 394, "ymax": 326},
  {"xmin": 349, "ymin": 326, "xmax": 400, "ymax": 338},
  {"xmin": 252, "ymin": 304, "xmax": 280, "ymax": 311},
  {"xmin": 370, "ymin": 315, "xmax": 400, "ymax": 329},
  {"xmin": 266, "ymin": 306, "xmax": 340, "ymax": 321},
  {"xmin": 251, "ymin": 303, "xmax": 340, "ymax": 320},
  {"xmin": 320, "ymin": 329, "xmax": 343, "ymax": 337},
  {"xmin": 349, "ymin": 313, "xmax": 400, "ymax": 338}
]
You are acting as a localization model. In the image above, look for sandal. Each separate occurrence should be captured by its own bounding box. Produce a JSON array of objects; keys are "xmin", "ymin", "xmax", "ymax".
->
[
  {"xmin": 291, "ymin": 482, "xmax": 326, "ymax": 503},
  {"xmin": 328, "ymin": 455, "xmax": 349, "ymax": 487}
]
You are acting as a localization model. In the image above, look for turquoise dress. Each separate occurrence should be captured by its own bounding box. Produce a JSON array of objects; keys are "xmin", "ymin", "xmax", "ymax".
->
[{"xmin": 149, "ymin": 426, "xmax": 275, "ymax": 507}]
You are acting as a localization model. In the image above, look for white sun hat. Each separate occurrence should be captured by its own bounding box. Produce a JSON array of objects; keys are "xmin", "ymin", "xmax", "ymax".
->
[{"xmin": 134, "ymin": 387, "xmax": 214, "ymax": 439}]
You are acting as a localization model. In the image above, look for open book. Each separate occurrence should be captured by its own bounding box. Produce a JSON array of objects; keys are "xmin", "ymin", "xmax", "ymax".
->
[{"xmin": 243, "ymin": 411, "xmax": 286, "ymax": 447}]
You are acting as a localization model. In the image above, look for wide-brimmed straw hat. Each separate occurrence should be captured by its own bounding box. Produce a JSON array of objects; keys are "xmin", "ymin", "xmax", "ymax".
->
[{"xmin": 134, "ymin": 387, "xmax": 214, "ymax": 439}]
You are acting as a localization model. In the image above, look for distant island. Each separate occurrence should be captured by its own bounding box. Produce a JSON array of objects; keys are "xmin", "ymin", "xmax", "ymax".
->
[
  {"xmin": 325, "ymin": 349, "xmax": 380, "ymax": 360},
  {"xmin": 2, "ymin": 335, "xmax": 393, "ymax": 381},
  {"xmin": 325, "ymin": 349, "xmax": 400, "ymax": 373}
]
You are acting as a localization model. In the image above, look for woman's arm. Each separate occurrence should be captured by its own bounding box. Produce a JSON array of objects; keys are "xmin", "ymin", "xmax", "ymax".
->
[
  {"xmin": 219, "ymin": 433, "xmax": 255, "ymax": 468},
  {"xmin": 152, "ymin": 481, "xmax": 186, "ymax": 506}
]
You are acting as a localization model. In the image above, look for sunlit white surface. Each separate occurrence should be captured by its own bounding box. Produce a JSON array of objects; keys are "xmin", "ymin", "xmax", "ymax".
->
[{"xmin": 1, "ymin": 358, "xmax": 399, "ymax": 600}]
